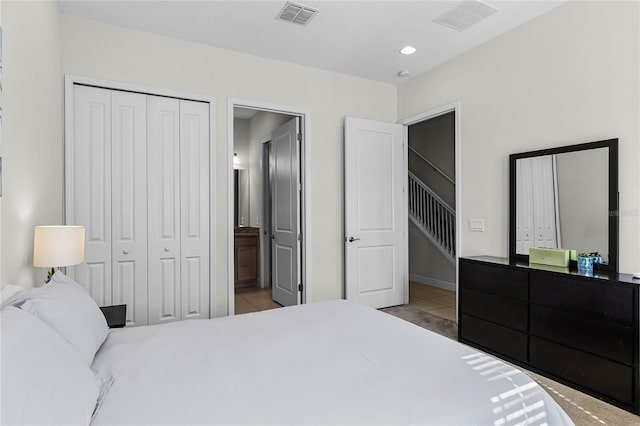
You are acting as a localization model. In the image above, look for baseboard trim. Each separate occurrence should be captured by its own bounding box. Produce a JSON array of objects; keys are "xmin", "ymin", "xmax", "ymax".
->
[{"xmin": 409, "ymin": 274, "xmax": 456, "ymax": 292}]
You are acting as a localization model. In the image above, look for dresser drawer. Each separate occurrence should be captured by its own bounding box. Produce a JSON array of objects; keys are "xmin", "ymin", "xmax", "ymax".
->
[
  {"xmin": 459, "ymin": 259, "xmax": 528, "ymax": 301},
  {"xmin": 530, "ymin": 305, "xmax": 633, "ymax": 365},
  {"xmin": 460, "ymin": 314, "xmax": 528, "ymax": 363},
  {"xmin": 460, "ymin": 288, "xmax": 528, "ymax": 332},
  {"xmin": 530, "ymin": 272, "xmax": 633, "ymax": 325},
  {"xmin": 530, "ymin": 337, "xmax": 633, "ymax": 405}
]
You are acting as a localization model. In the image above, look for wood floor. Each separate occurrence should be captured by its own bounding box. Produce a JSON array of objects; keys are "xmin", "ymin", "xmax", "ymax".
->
[{"xmin": 235, "ymin": 281, "xmax": 456, "ymax": 320}]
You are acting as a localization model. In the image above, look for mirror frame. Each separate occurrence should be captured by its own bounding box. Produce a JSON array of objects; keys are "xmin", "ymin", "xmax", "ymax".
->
[{"xmin": 509, "ymin": 138, "xmax": 619, "ymax": 272}]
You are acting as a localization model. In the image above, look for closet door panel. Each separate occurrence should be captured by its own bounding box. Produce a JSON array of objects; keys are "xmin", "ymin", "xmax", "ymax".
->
[
  {"xmin": 180, "ymin": 100, "xmax": 210, "ymax": 319},
  {"xmin": 69, "ymin": 85, "xmax": 112, "ymax": 306},
  {"xmin": 147, "ymin": 95, "xmax": 181, "ymax": 325},
  {"xmin": 111, "ymin": 91, "xmax": 148, "ymax": 326}
]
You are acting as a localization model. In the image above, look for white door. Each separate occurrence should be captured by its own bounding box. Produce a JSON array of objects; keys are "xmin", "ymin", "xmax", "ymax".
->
[
  {"xmin": 515, "ymin": 158, "xmax": 534, "ymax": 254},
  {"xmin": 147, "ymin": 95, "xmax": 182, "ymax": 325},
  {"xmin": 344, "ymin": 117, "xmax": 406, "ymax": 309},
  {"xmin": 111, "ymin": 90, "xmax": 148, "ymax": 326},
  {"xmin": 515, "ymin": 156, "xmax": 559, "ymax": 253},
  {"xmin": 179, "ymin": 100, "xmax": 210, "ymax": 320},
  {"xmin": 531, "ymin": 156, "xmax": 559, "ymax": 248},
  {"xmin": 68, "ymin": 85, "xmax": 112, "ymax": 306},
  {"xmin": 271, "ymin": 118, "xmax": 300, "ymax": 307}
]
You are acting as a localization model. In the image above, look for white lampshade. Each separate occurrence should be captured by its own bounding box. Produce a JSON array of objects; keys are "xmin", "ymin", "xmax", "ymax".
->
[{"xmin": 33, "ymin": 226, "xmax": 85, "ymax": 268}]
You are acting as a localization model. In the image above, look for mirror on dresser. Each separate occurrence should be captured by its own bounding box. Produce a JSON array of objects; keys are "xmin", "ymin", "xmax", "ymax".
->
[{"xmin": 509, "ymin": 139, "xmax": 619, "ymax": 271}]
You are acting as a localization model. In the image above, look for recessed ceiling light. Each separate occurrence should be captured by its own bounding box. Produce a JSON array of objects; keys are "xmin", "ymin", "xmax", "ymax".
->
[
  {"xmin": 397, "ymin": 70, "xmax": 411, "ymax": 78},
  {"xmin": 400, "ymin": 46, "xmax": 416, "ymax": 55}
]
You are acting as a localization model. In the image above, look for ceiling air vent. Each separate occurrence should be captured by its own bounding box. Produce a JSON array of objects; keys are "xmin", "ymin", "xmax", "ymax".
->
[
  {"xmin": 276, "ymin": 1, "xmax": 319, "ymax": 26},
  {"xmin": 432, "ymin": 0, "xmax": 499, "ymax": 32}
]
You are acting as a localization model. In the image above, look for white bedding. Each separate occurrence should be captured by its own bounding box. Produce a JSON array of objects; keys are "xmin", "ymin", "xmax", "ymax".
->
[{"xmin": 91, "ymin": 300, "xmax": 573, "ymax": 425}]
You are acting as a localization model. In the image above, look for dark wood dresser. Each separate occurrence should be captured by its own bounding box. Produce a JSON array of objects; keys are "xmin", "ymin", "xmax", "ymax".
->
[{"xmin": 458, "ymin": 256, "xmax": 639, "ymax": 414}]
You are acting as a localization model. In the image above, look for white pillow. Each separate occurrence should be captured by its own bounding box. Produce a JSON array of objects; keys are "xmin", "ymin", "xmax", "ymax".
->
[
  {"xmin": 0, "ymin": 284, "xmax": 25, "ymax": 304},
  {"xmin": 0, "ymin": 306, "xmax": 100, "ymax": 425},
  {"xmin": 20, "ymin": 271, "xmax": 109, "ymax": 365}
]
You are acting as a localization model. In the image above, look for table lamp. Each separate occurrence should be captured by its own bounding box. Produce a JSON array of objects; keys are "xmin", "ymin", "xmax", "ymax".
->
[{"xmin": 33, "ymin": 226, "xmax": 85, "ymax": 283}]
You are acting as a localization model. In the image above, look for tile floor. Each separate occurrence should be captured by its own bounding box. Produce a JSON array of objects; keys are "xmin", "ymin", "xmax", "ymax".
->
[
  {"xmin": 408, "ymin": 281, "xmax": 457, "ymax": 321},
  {"xmin": 234, "ymin": 286, "xmax": 282, "ymax": 314}
]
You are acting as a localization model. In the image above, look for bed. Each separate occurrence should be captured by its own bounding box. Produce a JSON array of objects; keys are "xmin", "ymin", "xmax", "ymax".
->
[{"xmin": 1, "ymin": 273, "xmax": 573, "ymax": 425}]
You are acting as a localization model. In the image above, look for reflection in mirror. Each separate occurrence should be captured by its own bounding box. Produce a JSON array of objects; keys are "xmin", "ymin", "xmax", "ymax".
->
[
  {"xmin": 515, "ymin": 148, "xmax": 608, "ymax": 261},
  {"xmin": 234, "ymin": 169, "xmax": 250, "ymax": 227}
]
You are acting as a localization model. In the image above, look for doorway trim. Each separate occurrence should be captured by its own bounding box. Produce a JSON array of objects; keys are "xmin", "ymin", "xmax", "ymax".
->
[
  {"xmin": 398, "ymin": 101, "xmax": 462, "ymax": 313},
  {"xmin": 227, "ymin": 98, "xmax": 312, "ymax": 315}
]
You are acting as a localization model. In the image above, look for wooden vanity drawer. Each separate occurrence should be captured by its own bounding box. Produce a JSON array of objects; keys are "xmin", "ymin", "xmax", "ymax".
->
[
  {"xmin": 459, "ymin": 314, "xmax": 528, "ymax": 363},
  {"xmin": 530, "ymin": 271, "xmax": 633, "ymax": 325},
  {"xmin": 459, "ymin": 259, "xmax": 528, "ymax": 301},
  {"xmin": 530, "ymin": 336, "xmax": 633, "ymax": 405},
  {"xmin": 459, "ymin": 288, "xmax": 528, "ymax": 332},
  {"xmin": 530, "ymin": 305, "xmax": 633, "ymax": 365},
  {"xmin": 234, "ymin": 235, "xmax": 258, "ymax": 285}
]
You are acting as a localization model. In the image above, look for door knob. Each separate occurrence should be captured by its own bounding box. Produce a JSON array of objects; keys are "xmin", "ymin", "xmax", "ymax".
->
[
  {"xmin": 348, "ymin": 237, "xmax": 361, "ymax": 243},
  {"xmin": 164, "ymin": 247, "xmax": 170, "ymax": 252},
  {"xmin": 270, "ymin": 234, "xmax": 275, "ymax": 240},
  {"xmin": 123, "ymin": 250, "xmax": 129, "ymax": 255}
]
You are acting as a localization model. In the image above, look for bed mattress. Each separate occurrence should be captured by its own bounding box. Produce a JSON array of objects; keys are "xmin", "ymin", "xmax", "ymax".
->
[{"xmin": 91, "ymin": 300, "xmax": 573, "ymax": 425}]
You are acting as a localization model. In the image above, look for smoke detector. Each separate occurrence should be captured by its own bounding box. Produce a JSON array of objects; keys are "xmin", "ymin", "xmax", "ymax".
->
[
  {"xmin": 433, "ymin": 0, "xmax": 499, "ymax": 32},
  {"xmin": 276, "ymin": 2, "xmax": 319, "ymax": 26}
]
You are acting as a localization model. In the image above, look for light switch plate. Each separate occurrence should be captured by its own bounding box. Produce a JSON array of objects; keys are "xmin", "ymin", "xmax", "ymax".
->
[{"xmin": 469, "ymin": 219, "xmax": 484, "ymax": 232}]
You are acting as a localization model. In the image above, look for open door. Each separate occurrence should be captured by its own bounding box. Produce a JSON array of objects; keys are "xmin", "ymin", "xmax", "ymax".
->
[
  {"xmin": 344, "ymin": 117, "xmax": 406, "ymax": 308},
  {"xmin": 271, "ymin": 117, "xmax": 301, "ymax": 307}
]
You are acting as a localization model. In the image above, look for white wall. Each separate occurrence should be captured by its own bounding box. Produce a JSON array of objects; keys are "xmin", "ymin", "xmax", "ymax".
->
[
  {"xmin": 1, "ymin": 1, "xmax": 63, "ymax": 287},
  {"xmin": 233, "ymin": 118, "xmax": 250, "ymax": 171},
  {"xmin": 555, "ymin": 149, "xmax": 608, "ymax": 258},
  {"xmin": 59, "ymin": 15, "xmax": 396, "ymax": 313},
  {"xmin": 398, "ymin": 1, "xmax": 640, "ymax": 273}
]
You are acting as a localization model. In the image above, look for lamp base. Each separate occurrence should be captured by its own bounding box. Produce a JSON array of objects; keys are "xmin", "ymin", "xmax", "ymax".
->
[{"xmin": 45, "ymin": 267, "xmax": 58, "ymax": 283}]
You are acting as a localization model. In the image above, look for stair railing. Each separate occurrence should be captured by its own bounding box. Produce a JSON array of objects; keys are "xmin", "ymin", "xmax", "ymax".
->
[{"xmin": 408, "ymin": 171, "xmax": 456, "ymax": 263}]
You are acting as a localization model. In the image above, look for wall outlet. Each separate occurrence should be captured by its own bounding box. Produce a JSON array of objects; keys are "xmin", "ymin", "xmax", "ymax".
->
[{"xmin": 469, "ymin": 219, "xmax": 485, "ymax": 232}]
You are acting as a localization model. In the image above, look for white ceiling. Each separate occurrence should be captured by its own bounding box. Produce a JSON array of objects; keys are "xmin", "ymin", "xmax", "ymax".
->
[{"xmin": 59, "ymin": 0, "xmax": 565, "ymax": 85}]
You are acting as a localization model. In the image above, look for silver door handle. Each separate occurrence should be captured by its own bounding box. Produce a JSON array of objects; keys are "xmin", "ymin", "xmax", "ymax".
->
[{"xmin": 348, "ymin": 237, "xmax": 360, "ymax": 242}]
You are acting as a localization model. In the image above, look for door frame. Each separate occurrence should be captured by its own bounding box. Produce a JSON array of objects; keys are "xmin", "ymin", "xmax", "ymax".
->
[
  {"xmin": 64, "ymin": 74, "xmax": 217, "ymax": 315},
  {"xmin": 398, "ymin": 101, "xmax": 461, "ymax": 312},
  {"xmin": 227, "ymin": 98, "xmax": 311, "ymax": 315}
]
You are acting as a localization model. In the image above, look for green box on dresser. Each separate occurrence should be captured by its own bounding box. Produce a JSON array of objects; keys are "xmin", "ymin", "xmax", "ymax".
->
[{"xmin": 458, "ymin": 256, "xmax": 640, "ymax": 415}]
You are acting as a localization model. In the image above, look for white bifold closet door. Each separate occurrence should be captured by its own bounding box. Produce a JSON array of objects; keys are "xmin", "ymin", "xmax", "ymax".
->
[
  {"xmin": 71, "ymin": 86, "xmax": 114, "ymax": 308},
  {"xmin": 68, "ymin": 85, "xmax": 210, "ymax": 326},
  {"xmin": 146, "ymin": 96, "xmax": 210, "ymax": 325},
  {"xmin": 111, "ymin": 91, "xmax": 148, "ymax": 326},
  {"xmin": 515, "ymin": 155, "xmax": 560, "ymax": 254}
]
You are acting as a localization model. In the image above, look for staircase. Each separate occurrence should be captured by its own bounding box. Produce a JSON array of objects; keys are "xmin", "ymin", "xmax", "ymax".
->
[{"xmin": 408, "ymin": 171, "xmax": 456, "ymax": 264}]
